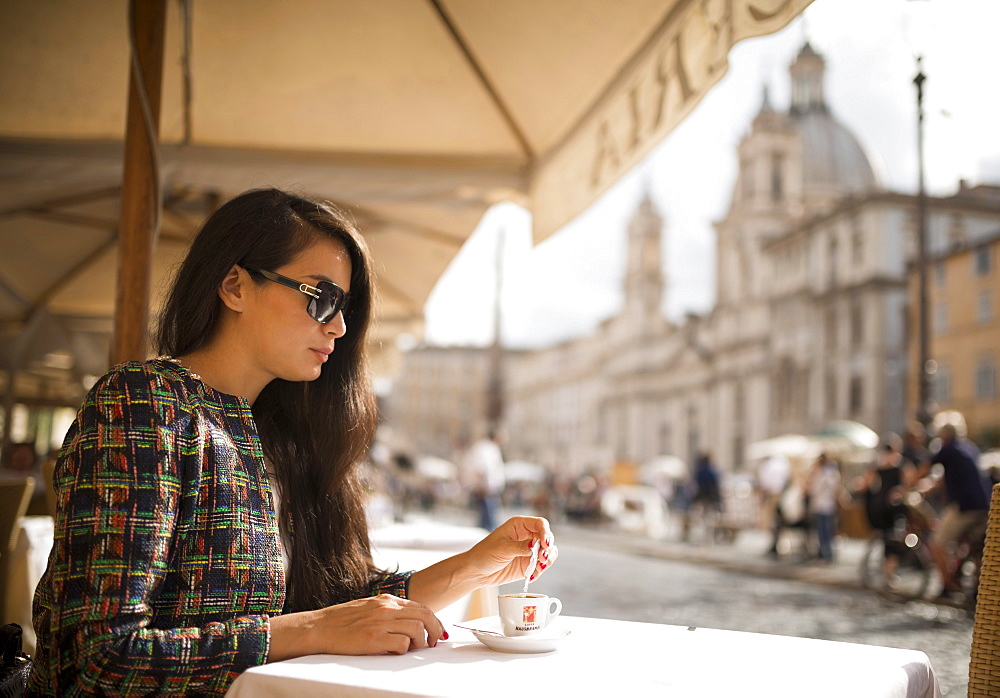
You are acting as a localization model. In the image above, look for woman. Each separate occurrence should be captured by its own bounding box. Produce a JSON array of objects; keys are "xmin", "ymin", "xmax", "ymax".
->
[{"xmin": 29, "ymin": 188, "xmax": 557, "ymax": 696}]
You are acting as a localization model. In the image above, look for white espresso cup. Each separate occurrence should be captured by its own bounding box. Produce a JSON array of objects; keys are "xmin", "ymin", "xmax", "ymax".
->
[{"xmin": 497, "ymin": 593, "xmax": 562, "ymax": 636}]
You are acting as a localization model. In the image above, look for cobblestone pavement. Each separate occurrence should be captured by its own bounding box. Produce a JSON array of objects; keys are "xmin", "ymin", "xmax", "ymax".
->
[{"xmin": 520, "ymin": 528, "xmax": 973, "ymax": 697}]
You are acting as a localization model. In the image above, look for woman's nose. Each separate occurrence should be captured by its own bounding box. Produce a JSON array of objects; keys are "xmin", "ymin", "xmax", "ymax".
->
[{"xmin": 325, "ymin": 311, "xmax": 347, "ymax": 338}]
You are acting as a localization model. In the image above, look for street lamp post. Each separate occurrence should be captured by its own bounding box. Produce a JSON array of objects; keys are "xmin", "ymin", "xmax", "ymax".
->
[
  {"xmin": 485, "ymin": 227, "xmax": 505, "ymax": 431},
  {"xmin": 913, "ymin": 56, "xmax": 932, "ymax": 428}
]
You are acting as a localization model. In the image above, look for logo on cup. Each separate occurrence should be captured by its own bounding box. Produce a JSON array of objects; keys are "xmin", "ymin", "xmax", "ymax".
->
[{"xmin": 522, "ymin": 606, "xmax": 537, "ymax": 624}]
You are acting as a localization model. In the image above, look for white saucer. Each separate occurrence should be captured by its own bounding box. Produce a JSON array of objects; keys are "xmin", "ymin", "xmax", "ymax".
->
[{"xmin": 464, "ymin": 619, "xmax": 570, "ymax": 654}]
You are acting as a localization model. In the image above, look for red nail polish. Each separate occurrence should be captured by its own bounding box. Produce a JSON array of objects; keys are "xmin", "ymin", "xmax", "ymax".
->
[
  {"xmin": 529, "ymin": 574, "xmax": 536, "ymax": 581},
  {"xmin": 443, "ymin": 631, "xmax": 450, "ymax": 640}
]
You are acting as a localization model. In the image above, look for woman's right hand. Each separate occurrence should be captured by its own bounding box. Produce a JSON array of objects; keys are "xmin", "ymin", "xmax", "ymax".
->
[{"xmin": 268, "ymin": 594, "xmax": 446, "ymax": 661}]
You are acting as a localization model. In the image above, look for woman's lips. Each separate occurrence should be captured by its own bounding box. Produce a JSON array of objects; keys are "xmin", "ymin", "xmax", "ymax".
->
[{"xmin": 311, "ymin": 348, "xmax": 331, "ymax": 363}]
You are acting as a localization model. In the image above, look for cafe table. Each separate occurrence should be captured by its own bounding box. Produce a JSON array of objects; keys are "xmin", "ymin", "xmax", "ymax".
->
[{"xmin": 225, "ymin": 615, "xmax": 941, "ymax": 698}]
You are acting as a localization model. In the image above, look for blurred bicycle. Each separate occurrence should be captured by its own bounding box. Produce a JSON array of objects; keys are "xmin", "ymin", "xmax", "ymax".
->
[
  {"xmin": 859, "ymin": 504, "xmax": 932, "ymax": 599},
  {"xmin": 859, "ymin": 490, "xmax": 984, "ymax": 609}
]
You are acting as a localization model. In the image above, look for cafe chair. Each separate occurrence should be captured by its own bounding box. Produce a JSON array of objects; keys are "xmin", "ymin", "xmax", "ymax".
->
[
  {"xmin": 968, "ymin": 482, "xmax": 1000, "ymax": 697},
  {"xmin": 0, "ymin": 478, "xmax": 36, "ymax": 621}
]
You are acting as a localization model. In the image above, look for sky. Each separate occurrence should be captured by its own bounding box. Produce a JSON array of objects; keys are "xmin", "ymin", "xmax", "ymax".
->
[{"xmin": 421, "ymin": 0, "xmax": 1000, "ymax": 351}]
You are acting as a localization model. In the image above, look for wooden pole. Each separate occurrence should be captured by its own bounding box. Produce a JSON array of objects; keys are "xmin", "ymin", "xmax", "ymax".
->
[{"xmin": 111, "ymin": 0, "xmax": 166, "ymax": 365}]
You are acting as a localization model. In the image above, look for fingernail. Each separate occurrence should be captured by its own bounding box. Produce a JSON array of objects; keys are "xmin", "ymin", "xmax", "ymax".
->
[
  {"xmin": 443, "ymin": 631, "xmax": 450, "ymax": 640},
  {"xmin": 530, "ymin": 539, "xmax": 538, "ymax": 548},
  {"xmin": 529, "ymin": 574, "xmax": 536, "ymax": 581},
  {"xmin": 539, "ymin": 561, "xmax": 548, "ymax": 570}
]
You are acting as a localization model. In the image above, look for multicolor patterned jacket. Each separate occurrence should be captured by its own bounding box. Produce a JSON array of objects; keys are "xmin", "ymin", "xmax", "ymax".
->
[{"xmin": 29, "ymin": 360, "xmax": 410, "ymax": 696}]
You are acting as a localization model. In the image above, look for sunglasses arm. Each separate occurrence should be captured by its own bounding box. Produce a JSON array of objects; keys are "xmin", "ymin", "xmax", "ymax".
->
[{"xmin": 297, "ymin": 282, "xmax": 321, "ymax": 299}]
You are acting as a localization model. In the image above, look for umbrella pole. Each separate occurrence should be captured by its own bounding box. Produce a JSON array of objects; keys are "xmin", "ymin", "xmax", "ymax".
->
[{"xmin": 111, "ymin": 0, "xmax": 166, "ymax": 365}]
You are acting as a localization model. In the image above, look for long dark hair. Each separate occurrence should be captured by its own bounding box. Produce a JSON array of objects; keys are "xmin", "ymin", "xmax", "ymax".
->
[{"xmin": 156, "ymin": 187, "xmax": 380, "ymax": 611}]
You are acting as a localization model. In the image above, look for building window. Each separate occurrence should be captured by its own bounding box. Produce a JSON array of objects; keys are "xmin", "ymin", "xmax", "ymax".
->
[
  {"xmin": 933, "ymin": 364, "xmax": 952, "ymax": 405},
  {"xmin": 849, "ymin": 376, "xmax": 863, "ymax": 414},
  {"xmin": 776, "ymin": 359, "xmax": 795, "ymax": 419},
  {"xmin": 829, "ymin": 238, "xmax": 838, "ymax": 287},
  {"xmin": 734, "ymin": 382, "xmax": 745, "ymax": 423},
  {"xmin": 771, "ymin": 153, "xmax": 784, "ymax": 203},
  {"xmin": 948, "ymin": 214, "xmax": 967, "ymax": 246},
  {"xmin": 977, "ymin": 359, "xmax": 997, "ymax": 401},
  {"xmin": 825, "ymin": 371, "xmax": 837, "ymax": 415},
  {"xmin": 687, "ymin": 402, "xmax": 700, "ymax": 464},
  {"xmin": 851, "ymin": 217, "xmax": 864, "ymax": 266},
  {"xmin": 934, "ymin": 260, "xmax": 945, "ymax": 286},
  {"xmin": 935, "ymin": 302, "xmax": 948, "ymax": 334},
  {"xmin": 980, "ymin": 290, "xmax": 993, "ymax": 324},
  {"xmin": 659, "ymin": 421, "xmax": 671, "ymax": 455},
  {"xmin": 975, "ymin": 246, "xmax": 992, "ymax": 276},
  {"xmin": 850, "ymin": 298, "xmax": 863, "ymax": 347},
  {"xmin": 825, "ymin": 309, "xmax": 837, "ymax": 347}
]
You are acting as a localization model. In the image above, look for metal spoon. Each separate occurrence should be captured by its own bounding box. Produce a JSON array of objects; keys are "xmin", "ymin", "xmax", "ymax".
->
[
  {"xmin": 522, "ymin": 540, "xmax": 540, "ymax": 594},
  {"xmin": 453, "ymin": 624, "xmax": 504, "ymax": 636}
]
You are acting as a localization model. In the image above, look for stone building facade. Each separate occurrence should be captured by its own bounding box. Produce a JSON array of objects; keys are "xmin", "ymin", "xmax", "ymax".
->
[
  {"xmin": 502, "ymin": 44, "xmax": 1000, "ymax": 476},
  {"xmin": 390, "ymin": 44, "xmax": 1000, "ymax": 477},
  {"xmin": 386, "ymin": 345, "xmax": 498, "ymax": 460},
  {"xmin": 908, "ymin": 195, "xmax": 1000, "ymax": 447}
]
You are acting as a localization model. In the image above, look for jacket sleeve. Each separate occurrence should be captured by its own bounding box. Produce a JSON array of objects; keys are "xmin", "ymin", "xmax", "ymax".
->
[
  {"xmin": 370, "ymin": 570, "xmax": 414, "ymax": 598},
  {"xmin": 34, "ymin": 364, "xmax": 270, "ymax": 696}
]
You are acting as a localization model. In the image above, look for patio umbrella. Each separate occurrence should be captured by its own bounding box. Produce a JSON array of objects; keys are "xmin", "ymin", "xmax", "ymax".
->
[
  {"xmin": 415, "ymin": 455, "xmax": 459, "ymax": 482},
  {"xmin": 504, "ymin": 460, "xmax": 548, "ymax": 484},
  {"xmin": 745, "ymin": 434, "xmax": 813, "ymax": 462},
  {"xmin": 809, "ymin": 420, "xmax": 879, "ymax": 452},
  {"xmin": 640, "ymin": 454, "xmax": 688, "ymax": 482},
  {"xmin": 0, "ymin": 0, "xmax": 813, "ymax": 403}
]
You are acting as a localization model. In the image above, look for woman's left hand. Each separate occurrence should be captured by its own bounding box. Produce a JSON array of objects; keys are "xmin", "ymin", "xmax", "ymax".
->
[{"xmin": 464, "ymin": 516, "xmax": 558, "ymax": 588}]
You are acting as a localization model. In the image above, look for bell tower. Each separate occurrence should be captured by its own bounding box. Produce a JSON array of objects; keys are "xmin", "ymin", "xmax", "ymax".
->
[{"xmin": 623, "ymin": 189, "xmax": 666, "ymax": 323}]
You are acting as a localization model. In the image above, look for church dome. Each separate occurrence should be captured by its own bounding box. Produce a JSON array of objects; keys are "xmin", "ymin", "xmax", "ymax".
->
[
  {"xmin": 796, "ymin": 110, "xmax": 880, "ymax": 195},
  {"xmin": 788, "ymin": 43, "xmax": 881, "ymax": 197}
]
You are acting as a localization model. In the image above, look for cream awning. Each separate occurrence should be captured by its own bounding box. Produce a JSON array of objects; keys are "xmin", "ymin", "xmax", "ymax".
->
[{"xmin": 0, "ymin": 0, "xmax": 812, "ymax": 402}]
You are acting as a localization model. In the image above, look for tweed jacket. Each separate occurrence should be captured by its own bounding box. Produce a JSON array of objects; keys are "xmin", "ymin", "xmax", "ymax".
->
[{"xmin": 28, "ymin": 359, "xmax": 410, "ymax": 696}]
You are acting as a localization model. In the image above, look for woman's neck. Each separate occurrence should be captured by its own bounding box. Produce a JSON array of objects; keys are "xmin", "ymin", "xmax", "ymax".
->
[{"xmin": 177, "ymin": 337, "xmax": 270, "ymax": 405}]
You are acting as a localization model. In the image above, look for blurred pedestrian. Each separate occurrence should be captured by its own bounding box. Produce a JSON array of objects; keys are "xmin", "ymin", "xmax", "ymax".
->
[
  {"xmin": 465, "ymin": 429, "xmax": 506, "ymax": 531},
  {"xmin": 683, "ymin": 452, "xmax": 722, "ymax": 542},
  {"xmin": 807, "ymin": 453, "xmax": 841, "ymax": 562},
  {"xmin": 757, "ymin": 454, "xmax": 791, "ymax": 557},
  {"xmin": 858, "ymin": 442, "xmax": 915, "ymax": 586},
  {"xmin": 901, "ymin": 422, "xmax": 930, "ymax": 473}
]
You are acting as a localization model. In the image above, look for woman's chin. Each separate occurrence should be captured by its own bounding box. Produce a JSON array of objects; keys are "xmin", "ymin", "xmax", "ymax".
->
[{"xmin": 274, "ymin": 363, "xmax": 324, "ymax": 383}]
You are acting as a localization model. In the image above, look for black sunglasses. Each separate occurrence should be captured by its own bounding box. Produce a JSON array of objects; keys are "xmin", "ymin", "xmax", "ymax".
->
[{"xmin": 244, "ymin": 267, "xmax": 349, "ymax": 324}]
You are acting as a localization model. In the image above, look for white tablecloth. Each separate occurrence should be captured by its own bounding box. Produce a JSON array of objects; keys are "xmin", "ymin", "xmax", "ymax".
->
[
  {"xmin": 4, "ymin": 515, "xmax": 54, "ymax": 655},
  {"xmin": 226, "ymin": 615, "xmax": 941, "ymax": 698}
]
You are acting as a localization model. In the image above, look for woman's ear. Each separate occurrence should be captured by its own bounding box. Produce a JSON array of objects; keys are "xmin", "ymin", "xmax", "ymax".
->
[{"xmin": 218, "ymin": 265, "xmax": 249, "ymax": 313}]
